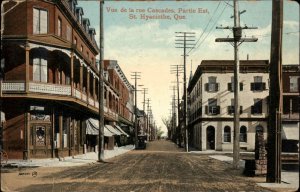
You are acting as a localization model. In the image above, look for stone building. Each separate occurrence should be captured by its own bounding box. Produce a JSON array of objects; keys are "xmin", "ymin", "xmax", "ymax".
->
[{"xmin": 187, "ymin": 60, "xmax": 269, "ymax": 151}]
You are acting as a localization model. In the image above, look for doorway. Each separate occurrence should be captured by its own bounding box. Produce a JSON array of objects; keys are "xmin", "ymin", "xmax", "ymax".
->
[{"xmin": 207, "ymin": 126, "xmax": 215, "ymax": 150}]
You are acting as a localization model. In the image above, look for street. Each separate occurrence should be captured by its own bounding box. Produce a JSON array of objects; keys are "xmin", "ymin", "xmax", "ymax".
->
[{"xmin": 1, "ymin": 140, "xmax": 276, "ymax": 192}]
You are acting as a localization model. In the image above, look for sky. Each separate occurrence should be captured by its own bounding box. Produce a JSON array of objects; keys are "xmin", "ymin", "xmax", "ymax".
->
[{"xmin": 78, "ymin": 0, "xmax": 299, "ymax": 136}]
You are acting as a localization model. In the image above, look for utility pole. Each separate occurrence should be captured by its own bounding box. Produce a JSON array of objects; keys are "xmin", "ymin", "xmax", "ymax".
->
[
  {"xmin": 171, "ymin": 65, "xmax": 183, "ymax": 147},
  {"xmin": 142, "ymin": 88, "xmax": 148, "ymax": 137},
  {"xmin": 98, "ymin": 0, "xmax": 105, "ymax": 162},
  {"xmin": 131, "ymin": 72, "xmax": 141, "ymax": 149},
  {"xmin": 146, "ymin": 98, "xmax": 151, "ymax": 141},
  {"xmin": 267, "ymin": 0, "xmax": 283, "ymax": 183},
  {"xmin": 215, "ymin": 0, "xmax": 257, "ymax": 169},
  {"xmin": 175, "ymin": 32, "xmax": 195, "ymax": 152}
]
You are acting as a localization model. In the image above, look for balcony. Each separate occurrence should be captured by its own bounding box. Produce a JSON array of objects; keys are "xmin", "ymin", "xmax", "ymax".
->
[{"xmin": 1, "ymin": 81, "xmax": 98, "ymax": 109}]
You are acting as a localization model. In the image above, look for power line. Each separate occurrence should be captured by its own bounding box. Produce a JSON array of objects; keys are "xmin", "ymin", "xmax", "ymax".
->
[
  {"xmin": 189, "ymin": 2, "xmax": 229, "ymax": 56},
  {"xmin": 191, "ymin": 2, "xmax": 222, "ymax": 53}
]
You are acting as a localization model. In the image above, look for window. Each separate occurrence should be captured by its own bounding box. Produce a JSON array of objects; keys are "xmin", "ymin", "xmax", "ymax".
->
[
  {"xmin": 81, "ymin": 45, "xmax": 83, "ymax": 52},
  {"xmin": 228, "ymin": 77, "xmax": 243, "ymax": 91},
  {"xmin": 228, "ymin": 99, "xmax": 243, "ymax": 114},
  {"xmin": 62, "ymin": 117, "xmax": 69, "ymax": 148},
  {"xmin": 240, "ymin": 126, "xmax": 247, "ymax": 142},
  {"xmin": 224, "ymin": 126, "xmax": 231, "ymax": 142},
  {"xmin": 66, "ymin": 25, "xmax": 71, "ymax": 41},
  {"xmin": 251, "ymin": 76, "xmax": 266, "ymax": 91},
  {"xmin": 251, "ymin": 99, "xmax": 263, "ymax": 114},
  {"xmin": 74, "ymin": 37, "xmax": 77, "ymax": 45},
  {"xmin": 205, "ymin": 98, "xmax": 220, "ymax": 115},
  {"xmin": 57, "ymin": 18, "xmax": 62, "ymax": 37},
  {"xmin": 33, "ymin": 56, "xmax": 48, "ymax": 82},
  {"xmin": 289, "ymin": 76, "xmax": 299, "ymax": 92},
  {"xmin": 205, "ymin": 76, "xmax": 219, "ymax": 92},
  {"xmin": 33, "ymin": 8, "xmax": 48, "ymax": 34}
]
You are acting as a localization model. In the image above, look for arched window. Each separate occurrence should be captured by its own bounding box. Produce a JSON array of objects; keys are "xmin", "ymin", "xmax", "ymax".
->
[
  {"xmin": 224, "ymin": 126, "xmax": 231, "ymax": 142},
  {"xmin": 240, "ymin": 126, "xmax": 247, "ymax": 142}
]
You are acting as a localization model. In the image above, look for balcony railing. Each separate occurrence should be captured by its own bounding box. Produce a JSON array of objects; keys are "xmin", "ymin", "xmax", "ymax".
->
[
  {"xmin": 29, "ymin": 82, "xmax": 71, "ymax": 95},
  {"xmin": 88, "ymin": 97, "xmax": 95, "ymax": 106},
  {"xmin": 74, "ymin": 89, "xmax": 81, "ymax": 99},
  {"xmin": 1, "ymin": 81, "xmax": 125, "ymax": 114},
  {"xmin": 2, "ymin": 82, "xmax": 25, "ymax": 92}
]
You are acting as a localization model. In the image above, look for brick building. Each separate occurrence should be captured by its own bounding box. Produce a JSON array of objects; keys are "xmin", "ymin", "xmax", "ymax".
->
[
  {"xmin": 282, "ymin": 65, "xmax": 299, "ymax": 152},
  {"xmin": 1, "ymin": 0, "xmax": 134, "ymax": 159}
]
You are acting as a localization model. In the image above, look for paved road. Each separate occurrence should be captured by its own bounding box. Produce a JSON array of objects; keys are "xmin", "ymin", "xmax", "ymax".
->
[{"xmin": 1, "ymin": 140, "xmax": 274, "ymax": 192}]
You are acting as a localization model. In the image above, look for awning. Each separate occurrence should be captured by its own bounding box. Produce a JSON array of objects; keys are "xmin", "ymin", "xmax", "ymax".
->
[
  {"xmin": 86, "ymin": 118, "xmax": 114, "ymax": 137},
  {"xmin": 282, "ymin": 124, "xmax": 299, "ymax": 140},
  {"xmin": 115, "ymin": 125, "xmax": 130, "ymax": 137},
  {"xmin": 86, "ymin": 118, "xmax": 99, "ymax": 135},
  {"xmin": 104, "ymin": 127, "xmax": 114, "ymax": 137},
  {"xmin": 105, "ymin": 125, "xmax": 122, "ymax": 135}
]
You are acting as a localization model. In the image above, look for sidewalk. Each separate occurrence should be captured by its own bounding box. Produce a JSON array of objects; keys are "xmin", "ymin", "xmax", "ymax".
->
[
  {"xmin": 3, "ymin": 145, "xmax": 135, "ymax": 168},
  {"xmin": 209, "ymin": 154, "xmax": 299, "ymax": 192}
]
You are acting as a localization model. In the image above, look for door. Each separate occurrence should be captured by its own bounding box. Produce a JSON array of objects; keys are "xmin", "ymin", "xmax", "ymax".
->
[
  {"xmin": 31, "ymin": 124, "xmax": 51, "ymax": 157},
  {"xmin": 207, "ymin": 126, "xmax": 215, "ymax": 150}
]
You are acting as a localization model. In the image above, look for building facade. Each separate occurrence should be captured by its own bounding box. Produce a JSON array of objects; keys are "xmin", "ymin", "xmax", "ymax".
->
[
  {"xmin": 1, "ymin": 0, "xmax": 134, "ymax": 159},
  {"xmin": 282, "ymin": 65, "xmax": 299, "ymax": 152},
  {"xmin": 188, "ymin": 60, "xmax": 269, "ymax": 151}
]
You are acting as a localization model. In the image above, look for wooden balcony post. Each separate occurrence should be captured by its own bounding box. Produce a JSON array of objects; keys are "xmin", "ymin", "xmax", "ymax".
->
[
  {"xmin": 93, "ymin": 75, "xmax": 96, "ymax": 101},
  {"xmin": 70, "ymin": 52, "xmax": 74, "ymax": 96},
  {"xmin": 80, "ymin": 63, "xmax": 83, "ymax": 99},
  {"xmin": 87, "ymin": 68, "xmax": 90, "ymax": 103},
  {"xmin": 25, "ymin": 43, "xmax": 30, "ymax": 93}
]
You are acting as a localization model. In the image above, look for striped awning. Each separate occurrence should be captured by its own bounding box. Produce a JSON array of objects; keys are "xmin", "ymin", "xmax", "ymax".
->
[
  {"xmin": 105, "ymin": 125, "xmax": 122, "ymax": 135},
  {"xmin": 115, "ymin": 125, "xmax": 130, "ymax": 137}
]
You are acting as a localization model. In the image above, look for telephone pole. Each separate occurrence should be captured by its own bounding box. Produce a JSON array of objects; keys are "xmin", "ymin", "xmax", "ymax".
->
[
  {"xmin": 131, "ymin": 72, "xmax": 141, "ymax": 149},
  {"xmin": 98, "ymin": 0, "xmax": 105, "ymax": 162},
  {"xmin": 146, "ymin": 98, "xmax": 151, "ymax": 141},
  {"xmin": 175, "ymin": 32, "xmax": 195, "ymax": 152},
  {"xmin": 267, "ymin": 0, "xmax": 283, "ymax": 183},
  {"xmin": 171, "ymin": 65, "xmax": 184, "ymax": 147},
  {"xmin": 215, "ymin": 0, "xmax": 257, "ymax": 169},
  {"xmin": 142, "ymin": 87, "xmax": 148, "ymax": 137}
]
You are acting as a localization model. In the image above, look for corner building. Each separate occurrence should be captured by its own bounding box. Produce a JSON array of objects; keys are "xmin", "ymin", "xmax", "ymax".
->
[
  {"xmin": 188, "ymin": 60, "xmax": 269, "ymax": 151},
  {"xmin": 1, "ymin": 0, "xmax": 100, "ymax": 159}
]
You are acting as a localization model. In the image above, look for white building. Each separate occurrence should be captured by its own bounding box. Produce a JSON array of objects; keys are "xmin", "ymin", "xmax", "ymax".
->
[{"xmin": 188, "ymin": 60, "xmax": 269, "ymax": 151}]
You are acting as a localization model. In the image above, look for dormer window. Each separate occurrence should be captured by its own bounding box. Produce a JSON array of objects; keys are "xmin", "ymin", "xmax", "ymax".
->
[
  {"xmin": 76, "ymin": 7, "xmax": 83, "ymax": 25},
  {"xmin": 89, "ymin": 28, "xmax": 96, "ymax": 40},
  {"xmin": 82, "ymin": 18, "xmax": 90, "ymax": 33},
  {"xmin": 68, "ymin": 0, "xmax": 77, "ymax": 14}
]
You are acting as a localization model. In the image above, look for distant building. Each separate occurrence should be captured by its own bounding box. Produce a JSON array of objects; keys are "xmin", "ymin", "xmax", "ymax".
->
[{"xmin": 187, "ymin": 60, "xmax": 269, "ymax": 151}]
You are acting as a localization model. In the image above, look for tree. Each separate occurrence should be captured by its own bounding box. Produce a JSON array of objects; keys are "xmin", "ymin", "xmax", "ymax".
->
[
  {"xmin": 161, "ymin": 117, "xmax": 172, "ymax": 139},
  {"xmin": 156, "ymin": 127, "xmax": 164, "ymax": 140}
]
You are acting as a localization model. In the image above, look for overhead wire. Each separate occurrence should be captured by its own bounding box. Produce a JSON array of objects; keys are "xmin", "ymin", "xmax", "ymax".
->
[
  {"xmin": 189, "ymin": 1, "xmax": 229, "ymax": 56},
  {"xmin": 189, "ymin": 1, "xmax": 222, "ymax": 54}
]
